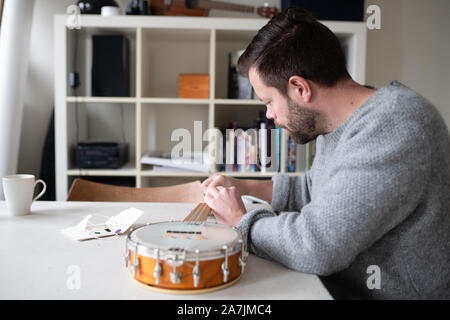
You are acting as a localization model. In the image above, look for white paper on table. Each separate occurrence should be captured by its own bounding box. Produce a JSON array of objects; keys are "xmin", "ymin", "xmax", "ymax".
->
[{"xmin": 61, "ymin": 208, "xmax": 143, "ymax": 241}]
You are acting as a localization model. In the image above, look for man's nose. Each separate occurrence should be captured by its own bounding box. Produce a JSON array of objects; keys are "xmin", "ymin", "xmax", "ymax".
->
[{"xmin": 266, "ymin": 108, "xmax": 276, "ymax": 120}]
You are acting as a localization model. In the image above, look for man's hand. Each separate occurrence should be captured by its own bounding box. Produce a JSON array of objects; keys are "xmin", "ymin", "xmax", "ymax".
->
[
  {"xmin": 204, "ymin": 186, "xmax": 246, "ymax": 227},
  {"xmin": 201, "ymin": 174, "xmax": 247, "ymax": 196}
]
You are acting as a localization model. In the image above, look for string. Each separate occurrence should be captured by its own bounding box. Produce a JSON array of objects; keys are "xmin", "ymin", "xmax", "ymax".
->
[
  {"xmin": 168, "ymin": 202, "xmax": 205, "ymax": 252},
  {"xmin": 165, "ymin": 202, "xmax": 210, "ymax": 256},
  {"xmin": 180, "ymin": 202, "xmax": 208, "ymax": 268},
  {"xmin": 184, "ymin": 202, "xmax": 210, "ymax": 223},
  {"xmin": 181, "ymin": 202, "xmax": 213, "ymax": 269},
  {"xmin": 162, "ymin": 202, "xmax": 203, "ymax": 253}
]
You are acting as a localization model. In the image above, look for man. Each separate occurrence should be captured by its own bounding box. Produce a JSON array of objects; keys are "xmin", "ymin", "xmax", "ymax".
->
[{"xmin": 201, "ymin": 7, "xmax": 450, "ymax": 299}]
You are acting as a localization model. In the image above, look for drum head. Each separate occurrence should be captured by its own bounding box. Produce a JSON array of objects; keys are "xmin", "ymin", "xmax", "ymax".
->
[{"xmin": 129, "ymin": 221, "xmax": 241, "ymax": 258}]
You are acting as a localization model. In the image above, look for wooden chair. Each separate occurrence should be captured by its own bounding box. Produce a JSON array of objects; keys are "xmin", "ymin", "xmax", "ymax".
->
[{"xmin": 66, "ymin": 178, "xmax": 204, "ymax": 203}]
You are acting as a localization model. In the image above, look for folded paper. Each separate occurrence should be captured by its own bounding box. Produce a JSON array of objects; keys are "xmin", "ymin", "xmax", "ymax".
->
[{"xmin": 61, "ymin": 208, "xmax": 143, "ymax": 241}]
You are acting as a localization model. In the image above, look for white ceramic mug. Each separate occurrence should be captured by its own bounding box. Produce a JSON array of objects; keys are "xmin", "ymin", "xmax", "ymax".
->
[{"xmin": 2, "ymin": 175, "xmax": 47, "ymax": 216}]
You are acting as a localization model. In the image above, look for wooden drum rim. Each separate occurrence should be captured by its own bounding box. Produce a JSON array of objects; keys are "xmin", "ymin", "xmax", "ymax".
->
[{"xmin": 132, "ymin": 274, "xmax": 242, "ymax": 295}]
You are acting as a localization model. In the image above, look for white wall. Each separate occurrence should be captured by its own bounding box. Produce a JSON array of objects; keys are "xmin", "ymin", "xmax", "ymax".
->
[
  {"xmin": 365, "ymin": 0, "xmax": 450, "ymax": 128},
  {"xmin": 0, "ymin": 0, "xmax": 34, "ymax": 200},
  {"xmin": 17, "ymin": 0, "xmax": 450, "ymax": 180},
  {"xmin": 18, "ymin": 0, "xmax": 73, "ymax": 178}
]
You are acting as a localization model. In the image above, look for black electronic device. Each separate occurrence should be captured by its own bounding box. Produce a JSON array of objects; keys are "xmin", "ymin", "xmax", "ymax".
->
[
  {"xmin": 91, "ymin": 35, "xmax": 130, "ymax": 97},
  {"xmin": 76, "ymin": 141, "xmax": 129, "ymax": 169},
  {"xmin": 281, "ymin": 0, "xmax": 364, "ymax": 22}
]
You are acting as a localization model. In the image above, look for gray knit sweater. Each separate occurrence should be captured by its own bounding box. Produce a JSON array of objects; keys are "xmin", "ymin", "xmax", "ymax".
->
[{"xmin": 236, "ymin": 81, "xmax": 450, "ymax": 300}]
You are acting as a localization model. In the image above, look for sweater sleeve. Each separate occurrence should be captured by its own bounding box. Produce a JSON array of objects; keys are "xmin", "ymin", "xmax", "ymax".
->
[
  {"xmin": 236, "ymin": 108, "xmax": 431, "ymax": 276},
  {"xmin": 270, "ymin": 171, "xmax": 312, "ymax": 212}
]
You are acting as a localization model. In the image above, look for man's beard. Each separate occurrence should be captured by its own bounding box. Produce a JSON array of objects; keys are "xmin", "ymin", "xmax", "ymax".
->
[{"xmin": 276, "ymin": 98, "xmax": 322, "ymax": 144}]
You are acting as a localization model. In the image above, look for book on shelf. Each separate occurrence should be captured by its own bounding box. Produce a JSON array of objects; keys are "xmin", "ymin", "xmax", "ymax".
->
[
  {"xmin": 216, "ymin": 112, "xmax": 281, "ymax": 174},
  {"xmin": 224, "ymin": 124, "xmax": 235, "ymax": 172},
  {"xmin": 286, "ymin": 134, "xmax": 297, "ymax": 172},
  {"xmin": 236, "ymin": 128, "xmax": 258, "ymax": 172},
  {"xmin": 141, "ymin": 151, "xmax": 209, "ymax": 173},
  {"xmin": 257, "ymin": 115, "xmax": 280, "ymax": 173},
  {"xmin": 284, "ymin": 134, "xmax": 310, "ymax": 173}
]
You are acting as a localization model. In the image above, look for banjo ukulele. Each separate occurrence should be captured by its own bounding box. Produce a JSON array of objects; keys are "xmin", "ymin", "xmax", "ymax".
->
[{"xmin": 123, "ymin": 202, "xmax": 248, "ymax": 293}]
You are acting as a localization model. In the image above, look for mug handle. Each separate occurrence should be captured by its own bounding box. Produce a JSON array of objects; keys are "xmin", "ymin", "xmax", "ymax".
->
[{"xmin": 33, "ymin": 179, "xmax": 47, "ymax": 202}]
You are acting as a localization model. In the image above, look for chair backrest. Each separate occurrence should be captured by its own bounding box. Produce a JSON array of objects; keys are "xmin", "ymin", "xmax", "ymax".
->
[{"xmin": 67, "ymin": 178, "xmax": 204, "ymax": 202}]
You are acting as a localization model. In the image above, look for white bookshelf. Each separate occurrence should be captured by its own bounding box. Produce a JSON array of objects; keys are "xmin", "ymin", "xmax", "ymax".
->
[{"xmin": 54, "ymin": 15, "xmax": 366, "ymax": 200}]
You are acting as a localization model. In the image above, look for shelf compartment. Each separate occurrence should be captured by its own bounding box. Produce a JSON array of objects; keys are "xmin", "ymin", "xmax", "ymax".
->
[
  {"xmin": 213, "ymin": 103, "xmax": 281, "ymax": 174},
  {"xmin": 140, "ymin": 28, "xmax": 211, "ymax": 98},
  {"xmin": 66, "ymin": 102, "xmax": 137, "ymax": 170},
  {"xmin": 214, "ymin": 103, "xmax": 267, "ymax": 130},
  {"xmin": 66, "ymin": 27, "xmax": 137, "ymax": 98},
  {"xmin": 140, "ymin": 102, "xmax": 210, "ymax": 164}
]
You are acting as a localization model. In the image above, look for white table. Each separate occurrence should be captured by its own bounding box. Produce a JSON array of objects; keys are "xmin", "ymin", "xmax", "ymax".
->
[{"xmin": 0, "ymin": 201, "xmax": 332, "ymax": 300}]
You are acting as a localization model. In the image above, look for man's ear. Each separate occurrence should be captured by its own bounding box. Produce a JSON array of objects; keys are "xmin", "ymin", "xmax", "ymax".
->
[{"xmin": 288, "ymin": 76, "xmax": 312, "ymax": 103}]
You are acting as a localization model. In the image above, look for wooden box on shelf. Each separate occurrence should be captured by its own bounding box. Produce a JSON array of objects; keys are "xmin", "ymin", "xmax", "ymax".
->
[{"xmin": 178, "ymin": 74, "xmax": 209, "ymax": 98}]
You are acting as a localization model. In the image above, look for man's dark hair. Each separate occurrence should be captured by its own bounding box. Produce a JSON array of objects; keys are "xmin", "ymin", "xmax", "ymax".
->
[{"xmin": 237, "ymin": 7, "xmax": 350, "ymax": 94}]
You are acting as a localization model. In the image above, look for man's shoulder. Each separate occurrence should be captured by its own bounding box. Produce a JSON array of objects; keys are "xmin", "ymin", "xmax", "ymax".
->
[
  {"xmin": 331, "ymin": 81, "xmax": 450, "ymax": 158},
  {"xmin": 353, "ymin": 81, "xmax": 446, "ymax": 134},
  {"xmin": 367, "ymin": 81, "xmax": 427, "ymax": 114}
]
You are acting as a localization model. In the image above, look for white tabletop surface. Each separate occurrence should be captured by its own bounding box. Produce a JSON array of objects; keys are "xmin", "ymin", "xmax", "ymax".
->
[{"xmin": 0, "ymin": 200, "xmax": 332, "ymax": 300}]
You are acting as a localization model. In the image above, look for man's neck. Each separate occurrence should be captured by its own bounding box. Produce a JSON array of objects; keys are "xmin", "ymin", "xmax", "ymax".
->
[{"xmin": 319, "ymin": 79, "xmax": 376, "ymax": 133}]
